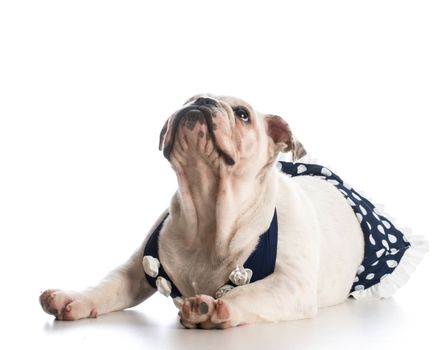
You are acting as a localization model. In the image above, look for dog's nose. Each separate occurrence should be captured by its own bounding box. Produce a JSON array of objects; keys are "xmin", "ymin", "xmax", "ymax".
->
[{"xmin": 194, "ymin": 97, "xmax": 218, "ymax": 107}]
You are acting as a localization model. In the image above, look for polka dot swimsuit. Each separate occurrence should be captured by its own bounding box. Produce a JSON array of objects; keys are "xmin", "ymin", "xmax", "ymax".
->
[{"xmin": 278, "ymin": 161, "xmax": 411, "ymax": 293}]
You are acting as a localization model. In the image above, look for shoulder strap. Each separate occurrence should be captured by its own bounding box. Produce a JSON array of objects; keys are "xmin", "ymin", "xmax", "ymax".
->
[
  {"xmin": 143, "ymin": 214, "xmax": 182, "ymax": 298},
  {"xmin": 244, "ymin": 209, "xmax": 278, "ymax": 282}
]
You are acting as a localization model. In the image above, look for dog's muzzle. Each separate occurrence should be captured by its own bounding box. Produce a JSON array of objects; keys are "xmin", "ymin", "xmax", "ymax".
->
[{"xmin": 162, "ymin": 98, "xmax": 235, "ymax": 166}]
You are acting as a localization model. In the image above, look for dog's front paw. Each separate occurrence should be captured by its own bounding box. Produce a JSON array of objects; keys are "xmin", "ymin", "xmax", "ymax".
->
[
  {"xmin": 179, "ymin": 295, "xmax": 233, "ymax": 329},
  {"xmin": 39, "ymin": 289, "xmax": 97, "ymax": 321}
]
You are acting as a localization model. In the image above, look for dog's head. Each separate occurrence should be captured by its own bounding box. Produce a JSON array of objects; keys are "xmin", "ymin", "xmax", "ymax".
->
[{"xmin": 159, "ymin": 94, "xmax": 306, "ymax": 177}]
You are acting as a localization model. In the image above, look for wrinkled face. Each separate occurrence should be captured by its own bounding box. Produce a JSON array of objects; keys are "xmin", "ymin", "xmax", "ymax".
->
[{"xmin": 159, "ymin": 94, "xmax": 305, "ymax": 179}]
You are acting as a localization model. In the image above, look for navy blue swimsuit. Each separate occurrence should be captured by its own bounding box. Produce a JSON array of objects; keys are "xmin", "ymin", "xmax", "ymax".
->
[{"xmin": 143, "ymin": 162, "xmax": 411, "ymax": 298}]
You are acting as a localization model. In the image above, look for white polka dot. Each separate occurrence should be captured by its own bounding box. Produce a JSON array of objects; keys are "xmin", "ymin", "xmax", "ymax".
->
[
  {"xmin": 376, "ymin": 248, "xmax": 385, "ymax": 258},
  {"xmin": 321, "ymin": 167, "xmax": 332, "ymax": 177},
  {"xmin": 339, "ymin": 189, "xmax": 348, "ymax": 196},
  {"xmin": 347, "ymin": 198, "xmax": 356, "ymax": 206},
  {"xmin": 390, "ymin": 248, "xmax": 399, "ymax": 255},
  {"xmin": 297, "ymin": 164, "xmax": 307, "ymax": 174},
  {"xmin": 359, "ymin": 205, "xmax": 367, "ymax": 215},
  {"xmin": 356, "ymin": 212, "xmax": 363, "ymax": 223},
  {"xmin": 373, "ymin": 212, "xmax": 381, "ymax": 221},
  {"xmin": 328, "ymin": 179, "xmax": 339, "ymax": 185},
  {"xmin": 369, "ymin": 234, "xmax": 376, "ymax": 245},
  {"xmin": 386, "ymin": 260, "xmax": 398, "ymax": 268},
  {"xmin": 354, "ymin": 285, "xmax": 365, "ymax": 291},
  {"xmin": 382, "ymin": 220, "xmax": 391, "ymax": 229},
  {"xmin": 344, "ymin": 182, "xmax": 352, "ymax": 190},
  {"xmin": 366, "ymin": 273, "xmax": 375, "ymax": 280},
  {"xmin": 377, "ymin": 225, "xmax": 385, "ymax": 234},
  {"xmin": 382, "ymin": 240, "xmax": 389, "ymax": 250},
  {"xmin": 352, "ymin": 192, "xmax": 362, "ymax": 201},
  {"xmin": 354, "ymin": 276, "xmax": 359, "ymax": 283},
  {"xmin": 403, "ymin": 236, "xmax": 409, "ymax": 243},
  {"xmin": 367, "ymin": 221, "xmax": 372, "ymax": 230},
  {"xmin": 388, "ymin": 234, "xmax": 397, "ymax": 243},
  {"xmin": 372, "ymin": 260, "xmax": 379, "ymax": 266},
  {"xmin": 357, "ymin": 265, "xmax": 365, "ymax": 274}
]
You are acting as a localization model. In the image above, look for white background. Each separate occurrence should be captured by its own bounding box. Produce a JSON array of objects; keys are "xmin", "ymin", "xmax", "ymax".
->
[{"xmin": 0, "ymin": 1, "xmax": 446, "ymax": 349}]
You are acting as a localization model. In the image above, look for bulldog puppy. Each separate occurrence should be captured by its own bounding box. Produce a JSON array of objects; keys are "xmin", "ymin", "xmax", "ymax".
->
[{"xmin": 40, "ymin": 94, "xmax": 422, "ymax": 329}]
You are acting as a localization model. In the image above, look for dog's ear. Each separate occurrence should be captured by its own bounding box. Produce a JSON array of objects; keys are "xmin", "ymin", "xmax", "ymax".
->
[{"xmin": 265, "ymin": 115, "xmax": 306, "ymax": 161}]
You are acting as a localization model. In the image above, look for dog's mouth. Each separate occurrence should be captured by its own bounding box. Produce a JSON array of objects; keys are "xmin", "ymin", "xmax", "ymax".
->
[{"xmin": 161, "ymin": 105, "xmax": 235, "ymax": 166}]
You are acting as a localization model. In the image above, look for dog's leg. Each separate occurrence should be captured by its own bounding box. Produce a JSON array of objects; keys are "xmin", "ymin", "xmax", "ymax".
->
[
  {"xmin": 39, "ymin": 212, "xmax": 168, "ymax": 321},
  {"xmin": 223, "ymin": 268, "xmax": 318, "ymax": 325},
  {"xmin": 179, "ymin": 267, "xmax": 318, "ymax": 329},
  {"xmin": 39, "ymin": 249, "xmax": 155, "ymax": 321}
]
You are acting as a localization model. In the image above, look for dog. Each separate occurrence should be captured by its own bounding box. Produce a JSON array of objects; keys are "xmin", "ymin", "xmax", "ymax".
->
[{"xmin": 40, "ymin": 94, "xmax": 427, "ymax": 329}]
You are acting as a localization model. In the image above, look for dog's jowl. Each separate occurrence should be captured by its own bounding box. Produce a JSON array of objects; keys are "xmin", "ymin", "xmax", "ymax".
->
[{"xmin": 40, "ymin": 94, "xmax": 428, "ymax": 329}]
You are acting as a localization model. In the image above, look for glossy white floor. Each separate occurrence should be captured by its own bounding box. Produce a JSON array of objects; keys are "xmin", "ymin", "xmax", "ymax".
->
[{"xmin": 3, "ymin": 249, "xmax": 440, "ymax": 350}]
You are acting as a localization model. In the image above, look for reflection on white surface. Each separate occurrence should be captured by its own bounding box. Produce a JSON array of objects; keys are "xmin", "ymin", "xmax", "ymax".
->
[{"xmin": 8, "ymin": 284, "xmax": 436, "ymax": 350}]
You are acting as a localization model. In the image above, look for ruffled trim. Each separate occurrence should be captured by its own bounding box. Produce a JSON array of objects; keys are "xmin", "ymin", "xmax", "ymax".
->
[
  {"xmin": 350, "ymin": 232, "xmax": 429, "ymax": 299},
  {"xmin": 279, "ymin": 153, "xmax": 429, "ymax": 299},
  {"xmin": 350, "ymin": 193, "xmax": 429, "ymax": 299}
]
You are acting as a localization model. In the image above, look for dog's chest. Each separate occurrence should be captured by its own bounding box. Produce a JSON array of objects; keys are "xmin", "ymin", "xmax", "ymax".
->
[{"xmin": 161, "ymin": 248, "xmax": 233, "ymax": 297}]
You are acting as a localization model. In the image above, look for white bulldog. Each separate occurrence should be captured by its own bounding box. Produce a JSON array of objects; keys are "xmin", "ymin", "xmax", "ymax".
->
[{"xmin": 40, "ymin": 94, "xmax": 427, "ymax": 329}]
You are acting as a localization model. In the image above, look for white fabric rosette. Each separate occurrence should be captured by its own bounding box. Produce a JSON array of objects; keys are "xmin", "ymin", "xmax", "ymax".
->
[
  {"xmin": 173, "ymin": 297, "xmax": 184, "ymax": 309},
  {"xmin": 215, "ymin": 284, "xmax": 234, "ymax": 299},
  {"xmin": 229, "ymin": 265, "xmax": 253, "ymax": 286},
  {"xmin": 156, "ymin": 276, "xmax": 172, "ymax": 297},
  {"xmin": 142, "ymin": 255, "xmax": 160, "ymax": 277}
]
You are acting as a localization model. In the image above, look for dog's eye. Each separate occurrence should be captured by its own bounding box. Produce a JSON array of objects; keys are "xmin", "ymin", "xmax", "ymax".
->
[{"xmin": 234, "ymin": 107, "xmax": 250, "ymax": 122}]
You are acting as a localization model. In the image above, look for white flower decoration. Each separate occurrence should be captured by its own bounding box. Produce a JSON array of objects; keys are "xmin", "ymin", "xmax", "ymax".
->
[
  {"xmin": 229, "ymin": 265, "xmax": 253, "ymax": 286},
  {"xmin": 215, "ymin": 284, "xmax": 234, "ymax": 299},
  {"xmin": 156, "ymin": 276, "xmax": 172, "ymax": 297},
  {"xmin": 142, "ymin": 255, "xmax": 160, "ymax": 277},
  {"xmin": 173, "ymin": 297, "xmax": 184, "ymax": 309}
]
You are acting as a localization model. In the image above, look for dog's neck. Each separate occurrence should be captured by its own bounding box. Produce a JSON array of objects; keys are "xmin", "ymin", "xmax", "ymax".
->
[{"xmin": 168, "ymin": 161, "xmax": 277, "ymax": 258}]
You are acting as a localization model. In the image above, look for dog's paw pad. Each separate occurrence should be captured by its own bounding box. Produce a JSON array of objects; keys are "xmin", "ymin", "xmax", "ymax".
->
[
  {"xmin": 39, "ymin": 289, "xmax": 95, "ymax": 321},
  {"xmin": 179, "ymin": 295, "xmax": 233, "ymax": 329},
  {"xmin": 181, "ymin": 295, "xmax": 215, "ymax": 324}
]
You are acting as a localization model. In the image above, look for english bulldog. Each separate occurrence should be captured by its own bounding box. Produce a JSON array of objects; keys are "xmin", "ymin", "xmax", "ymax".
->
[{"xmin": 40, "ymin": 94, "xmax": 426, "ymax": 329}]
